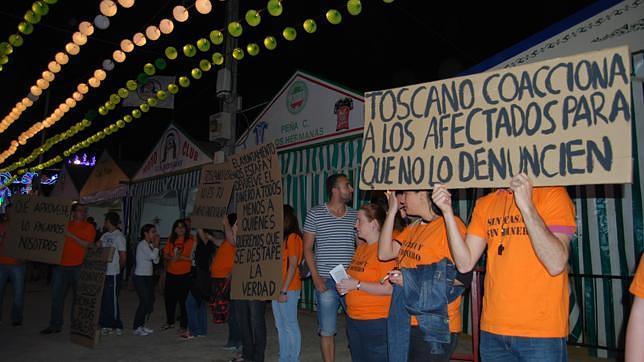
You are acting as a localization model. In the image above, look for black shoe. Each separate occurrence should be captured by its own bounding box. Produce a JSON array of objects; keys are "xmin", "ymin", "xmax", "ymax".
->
[
  {"xmin": 12, "ymin": 321, "xmax": 22, "ymax": 327},
  {"xmin": 40, "ymin": 327, "xmax": 61, "ymax": 334}
]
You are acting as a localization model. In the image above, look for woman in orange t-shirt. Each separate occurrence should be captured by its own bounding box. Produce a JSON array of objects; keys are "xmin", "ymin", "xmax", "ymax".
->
[
  {"xmin": 272, "ymin": 205, "xmax": 304, "ymax": 362},
  {"xmin": 626, "ymin": 255, "xmax": 644, "ymax": 361},
  {"xmin": 336, "ymin": 203, "xmax": 394, "ymax": 362},
  {"xmin": 162, "ymin": 219, "xmax": 195, "ymax": 332}
]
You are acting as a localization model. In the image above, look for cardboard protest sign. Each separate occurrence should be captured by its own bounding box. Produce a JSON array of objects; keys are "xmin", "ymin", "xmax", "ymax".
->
[
  {"xmin": 4, "ymin": 195, "xmax": 72, "ymax": 264},
  {"xmin": 190, "ymin": 161, "xmax": 235, "ymax": 229},
  {"xmin": 360, "ymin": 46, "xmax": 632, "ymax": 189},
  {"xmin": 230, "ymin": 142, "xmax": 283, "ymax": 300},
  {"xmin": 70, "ymin": 246, "xmax": 114, "ymax": 348}
]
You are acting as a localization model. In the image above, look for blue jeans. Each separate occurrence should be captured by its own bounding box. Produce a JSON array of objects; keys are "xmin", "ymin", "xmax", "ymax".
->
[
  {"xmin": 49, "ymin": 265, "xmax": 81, "ymax": 329},
  {"xmin": 99, "ymin": 274, "xmax": 123, "ymax": 329},
  {"xmin": 409, "ymin": 327, "xmax": 458, "ymax": 362},
  {"xmin": 186, "ymin": 291, "xmax": 208, "ymax": 336},
  {"xmin": 0, "ymin": 264, "xmax": 26, "ymax": 323},
  {"xmin": 314, "ymin": 278, "xmax": 346, "ymax": 336},
  {"xmin": 272, "ymin": 290, "xmax": 302, "ymax": 362},
  {"xmin": 480, "ymin": 331, "xmax": 567, "ymax": 362},
  {"xmin": 346, "ymin": 317, "xmax": 388, "ymax": 362}
]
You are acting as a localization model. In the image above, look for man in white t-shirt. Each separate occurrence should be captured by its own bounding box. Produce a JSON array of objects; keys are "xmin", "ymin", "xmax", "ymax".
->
[{"xmin": 98, "ymin": 212, "xmax": 127, "ymax": 336}]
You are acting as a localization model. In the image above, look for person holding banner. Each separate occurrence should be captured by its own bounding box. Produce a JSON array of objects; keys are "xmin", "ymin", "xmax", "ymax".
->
[
  {"xmin": 303, "ymin": 173, "xmax": 357, "ymax": 362},
  {"xmin": 336, "ymin": 203, "xmax": 394, "ymax": 362},
  {"xmin": 272, "ymin": 205, "xmax": 304, "ymax": 362},
  {"xmin": 0, "ymin": 205, "xmax": 26, "ymax": 327},
  {"xmin": 379, "ymin": 190, "xmax": 466, "ymax": 362},
  {"xmin": 133, "ymin": 224, "xmax": 160, "ymax": 336},
  {"xmin": 41, "ymin": 203, "xmax": 96, "ymax": 335},
  {"xmin": 162, "ymin": 219, "xmax": 195, "ymax": 332},
  {"xmin": 432, "ymin": 174, "xmax": 576, "ymax": 361},
  {"xmin": 98, "ymin": 212, "xmax": 127, "ymax": 336},
  {"xmin": 625, "ymin": 255, "xmax": 644, "ymax": 361}
]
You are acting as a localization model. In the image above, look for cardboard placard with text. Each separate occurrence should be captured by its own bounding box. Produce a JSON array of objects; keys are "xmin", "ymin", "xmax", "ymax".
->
[
  {"xmin": 230, "ymin": 143, "xmax": 283, "ymax": 300},
  {"xmin": 360, "ymin": 46, "xmax": 632, "ymax": 190},
  {"xmin": 190, "ymin": 161, "xmax": 235, "ymax": 230},
  {"xmin": 4, "ymin": 195, "xmax": 73, "ymax": 264}
]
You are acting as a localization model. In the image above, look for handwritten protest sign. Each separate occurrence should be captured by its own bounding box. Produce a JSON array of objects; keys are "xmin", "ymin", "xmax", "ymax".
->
[
  {"xmin": 230, "ymin": 142, "xmax": 283, "ymax": 300},
  {"xmin": 360, "ymin": 46, "xmax": 632, "ymax": 189},
  {"xmin": 190, "ymin": 161, "xmax": 235, "ymax": 229},
  {"xmin": 4, "ymin": 195, "xmax": 72, "ymax": 264},
  {"xmin": 70, "ymin": 246, "xmax": 114, "ymax": 348}
]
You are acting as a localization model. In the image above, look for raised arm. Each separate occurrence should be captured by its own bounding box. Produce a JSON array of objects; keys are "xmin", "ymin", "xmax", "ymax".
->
[{"xmin": 378, "ymin": 191, "xmax": 402, "ymax": 261}]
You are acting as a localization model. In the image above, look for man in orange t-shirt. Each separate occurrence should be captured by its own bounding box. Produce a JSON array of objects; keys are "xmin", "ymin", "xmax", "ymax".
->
[
  {"xmin": 626, "ymin": 255, "xmax": 644, "ymax": 360},
  {"xmin": 0, "ymin": 204, "xmax": 26, "ymax": 326},
  {"xmin": 433, "ymin": 174, "xmax": 576, "ymax": 361},
  {"xmin": 41, "ymin": 203, "xmax": 96, "ymax": 334}
]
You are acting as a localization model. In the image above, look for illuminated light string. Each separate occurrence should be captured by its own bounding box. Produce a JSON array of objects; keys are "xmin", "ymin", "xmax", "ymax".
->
[
  {"xmin": 0, "ymin": 0, "xmax": 136, "ymax": 139},
  {"xmin": 0, "ymin": 0, "xmax": 220, "ymax": 165},
  {"xmin": 7, "ymin": 0, "xmax": 385, "ymax": 176}
]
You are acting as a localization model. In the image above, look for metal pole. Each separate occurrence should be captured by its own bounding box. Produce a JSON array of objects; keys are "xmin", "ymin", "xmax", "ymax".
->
[{"xmin": 222, "ymin": 0, "xmax": 239, "ymax": 158}]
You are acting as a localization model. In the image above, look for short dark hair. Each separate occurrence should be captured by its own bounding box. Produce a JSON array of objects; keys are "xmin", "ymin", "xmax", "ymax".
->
[
  {"xmin": 71, "ymin": 202, "xmax": 85, "ymax": 212},
  {"xmin": 105, "ymin": 211, "xmax": 121, "ymax": 226},
  {"xmin": 140, "ymin": 224, "xmax": 155, "ymax": 240},
  {"xmin": 326, "ymin": 173, "xmax": 347, "ymax": 199}
]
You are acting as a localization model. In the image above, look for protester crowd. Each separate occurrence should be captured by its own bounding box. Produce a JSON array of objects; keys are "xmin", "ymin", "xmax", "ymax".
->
[{"xmin": 0, "ymin": 173, "xmax": 642, "ymax": 362}]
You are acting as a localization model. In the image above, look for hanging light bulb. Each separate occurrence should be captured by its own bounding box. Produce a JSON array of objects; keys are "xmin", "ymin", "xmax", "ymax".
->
[
  {"xmin": 72, "ymin": 31, "xmax": 87, "ymax": 45},
  {"xmin": 79, "ymin": 21, "xmax": 94, "ymax": 36},
  {"xmin": 72, "ymin": 91, "xmax": 83, "ymax": 101},
  {"xmin": 77, "ymin": 83, "xmax": 89, "ymax": 94},
  {"xmin": 195, "ymin": 0, "xmax": 212, "ymax": 14},
  {"xmin": 120, "ymin": 39, "xmax": 134, "ymax": 52},
  {"xmin": 159, "ymin": 19, "xmax": 174, "ymax": 34},
  {"xmin": 94, "ymin": 69, "xmax": 107, "ymax": 80},
  {"xmin": 42, "ymin": 70, "xmax": 55, "ymax": 82},
  {"xmin": 145, "ymin": 25, "xmax": 160, "ymax": 41},
  {"xmin": 30, "ymin": 85, "xmax": 42, "ymax": 96},
  {"xmin": 48, "ymin": 61, "xmax": 61, "ymax": 73},
  {"xmin": 100, "ymin": 0, "xmax": 118, "ymax": 17},
  {"xmin": 60, "ymin": 103, "xmax": 70, "ymax": 112},
  {"xmin": 36, "ymin": 78, "xmax": 50, "ymax": 89},
  {"xmin": 173, "ymin": 5, "xmax": 189, "ymax": 22},
  {"xmin": 55, "ymin": 52, "xmax": 69, "ymax": 64},
  {"xmin": 133, "ymin": 32, "xmax": 146, "ymax": 46},
  {"xmin": 21, "ymin": 98, "xmax": 33, "ymax": 107},
  {"xmin": 88, "ymin": 77, "xmax": 100, "ymax": 88},
  {"xmin": 113, "ymin": 50, "xmax": 126, "ymax": 63},
  {"xmin": 65, "ymin": 42, "xmax": 80, "ymax": 55},
  {"xmin": 66, "ymin": 98, "xmax": 76, "ymax": 108}
]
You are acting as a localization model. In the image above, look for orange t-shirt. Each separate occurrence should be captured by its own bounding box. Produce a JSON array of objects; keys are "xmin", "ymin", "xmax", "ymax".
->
[
  {"xmin": 281, "ymin": 233, "xmax": 303, "ymax": 291},
  {"xmin": 467, "ymin": 187, "xmax": 576, "ymax": 338},
  {"xmin": 630, "ymin": 256, "xmax": 644, "ymax": 298},
  {"xmin": 0, "ymin": 222, "xmax": 20, "ymax": 265},
  {"xmin": 346, "ymin": 242, "xmax": 396, "ymax": 320},
  {"xmin": 211, "ymin": 239, "xmax": 235, "ymax": 278},
  {"xmin": 164, "ymin": 236, "xmax": 195, "ymax": 275},
  {"xmin": 395, "ymin": 217, "xmax": 466, "ymax": 332},
  {"xmin": 60, "ymin": 221, "xmax": 96, "ymax": 266}
]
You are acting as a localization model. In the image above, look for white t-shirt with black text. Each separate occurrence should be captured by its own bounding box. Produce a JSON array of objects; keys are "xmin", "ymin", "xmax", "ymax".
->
[{"xmin": 100, "ymin": 229, "xmax": 127, "ymax": 276}]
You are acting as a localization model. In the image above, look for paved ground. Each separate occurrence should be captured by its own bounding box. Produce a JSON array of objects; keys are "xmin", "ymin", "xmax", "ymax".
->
[{"xmin": 0, "ymin": 280, "xmax": 613, "ymax": 361}]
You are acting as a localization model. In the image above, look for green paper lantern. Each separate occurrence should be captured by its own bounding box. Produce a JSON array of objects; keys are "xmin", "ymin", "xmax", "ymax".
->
[
  {"xmin": 263, "ymin": 36, "xmax": 277, "ymax": 50},
  {"xmin": 9, "ymin": 34, "xmax": 23, "ymax": 47},
  {"xmin": 123, "ymin": 115, "xmax": 133, "ymax": 123},
  {"xmin": 98, "ymin": 106, "xmax": 108, "ymax": 116},
  {"xmin": 140, "ymin": 103, "xmax": 150, "ymax": 112},
  {"xmin": 168, "ymin": 83, "xmax": 179, "ymax": 94},
  {"xmin": 147, "ymin": 97, "xmax": 157, "ymax": 106},
  {"xmin": 143, "ymin": 63, "xmax": 156, "ymax": 76},
  {"xmin": 211, "ymin": 52, "xmax": 223, "ymax": 65},
  {"xmin": 132, "ymin": 109, "xmax": 142, "ymax": 118},
  {"xmin": 105, "ymin": 101, "xmax": 115, "ymax": 110},
  {"xmin": 81, "ymin": 119, "xmax": 91, "ymax": 127},
  {"xmin": 199, "ymin": 59, "xmax": 211, "ymax": 72},
  {"xmin": 303, "ymin": 19, "xmax": 317, "ymax": 33},
  {"xmin": 165, "ymin": 46, "xmax": 178, "ymax": 60},
  {"xmin": 228, "ymin": 22, "xmax": 243, "ymax": 37},
  {"xmin": 383, "ymin": 0, "xmax": 394, "ymax": 3},
  {"xmin": 118, "ymin": 88, "xmax": 129, "ymax": 98},
  {"xmin": 0, "ymin": 42, "xmax": 13, "ymax": 56},
  {"xmin": 18, "ymin": 22, "xmax": 34, "ymax": 35},
  {"xmin": 0, "ymin": 56, "xmax": 8, "ymax": 65},
  {"xmin": 154, "ymin": 58, "xmax": 167, "ymax": 70},
  {"xmin": 179, "ymin": 76, "xmax": 190, "ymax": 87},
  {"xmin": 347, "ymin": 0, "xmax": 362, "ymax": 15},
  {"xmin": 137, "ymin": 73, "xmax": 148, "ymax": 84},
  {"xmin": 209, "ymin": 30, "xmax": 224, "ymax": 45},
  {"xmin": 326, "ymin": 9, "xmax": 342, "ymax": 25},
  {"xmin": 43, "ymin": 0, "xmax": 57, "ymax": 5},
  {"xmin": 109, "ymin": 94, "xmax": 121, "ymax": 104},
  {"xmin": 109, "ymin": 124, "xmax": 118, "ymax": 133},
  {"xmin": 191, "ymin": 68, "xmax": 202, "ymax": 79},
  {"xmin": 98, "ymin": 131, "xmax": 105, "ymax": 138},
  {"xmin": 282, "ymin": 27, "xmax": 297, "ymax": 41},
  {"xmin": 197, "ymin": 38, "xmax": 210, "ymax": 52},
  {"xmin": 267, "ymin": 0, "xmax": 283, "ymax": 16},
  {"xmin": 126, "ymin": 80, "xmax": 138, "ymax": 91},
  {"xmin": 25, "ymin": 11, "xmax": 41, "ymax": 25},
  {"xmin": 33, "ymin": 1, "xmax": 49, "ymax": 16},
  {"xmin": 63, "ymin": 150, "xmax": 70, "ymax": 157},
  {"xmin": 246, "ymin": 43, "xmax": 260, "ymax": 56},
  {"xmin": 183, "ymin": 44, "xmax": 196, "ymax": 57},
  {"xmin": 245, "ymin": 10, "xmax": 261, "ymax": 26},
  {"xmin": 156, "ymin": 90, "xmax": 168, "ymax": 100},
  {"xmin": 116, "ymin": 119, "xmax": 125, "ymax": 128},
  {"xmin": 232, "ymin": 48, "xmax": 244, "ymax": 60}
]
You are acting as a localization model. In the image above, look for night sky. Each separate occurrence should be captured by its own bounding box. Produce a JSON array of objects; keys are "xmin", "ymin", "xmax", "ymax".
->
[{"xmin": 0, "ymin": 0, "xmax": 596, "ymax": 173}]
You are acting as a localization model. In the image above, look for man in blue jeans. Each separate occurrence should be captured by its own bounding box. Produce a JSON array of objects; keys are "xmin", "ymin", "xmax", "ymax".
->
[
  {"xmin": 0, "ymin": 205, "xmax": 26, "ymax": 326},
  {"xmin": 303, "ymin": 174, "xmax": 357, "ymax": 362}
]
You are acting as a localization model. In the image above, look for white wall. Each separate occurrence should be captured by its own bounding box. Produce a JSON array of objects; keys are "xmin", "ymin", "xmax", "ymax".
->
[{"xmin": 140, "ymin": 198, "xmax": 181, "ymax": 239}]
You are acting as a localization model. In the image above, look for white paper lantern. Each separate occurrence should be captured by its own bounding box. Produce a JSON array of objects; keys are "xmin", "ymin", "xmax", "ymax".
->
[
  {"xmin": 133, "ymin": 32, "xmax": 146, "ymax": 46},
  {"xmin": 27, "ymin": 93, "xmax": 38, "ymax": 101},
  {"xmin": 117, "ymin": 0, "xmax": 135, "ymax": 8},
  {"xmin": 79, "ymin": 21, "xmax": 94, "ymax": 36},
  {"xmin": 145, "ymin": 26, "xmax": 160, "ymax": 41},
  {"xmin": 16, "ymin": 103, "xmax": 26, "ymax": 112},
  {"xmin": 77, "ymin": 83, "xmax": 89, "ymax": 94},
  {"xmin": 94, "ymin": 69, "xmax": 107, "ymax": 81},
  {"xmin": 120, "ymin": 39, "xmax": 134, "ymax": 52},
  {"xmin": 72, "ymin": 32, "xmax": 87, "ymax": 46},
  {"xmin": 159, "ymin": 19, "xmax": 174, "ymax": 34},
  {"xmin": 42, "ymin": 71, "xmax": 55, "ymax": 82},
  {"xmin": 66, "ymin": 98, "xmax": 76, "ymax": 108},
  {"xmin": 30, "ymin": 86, "xmax": 42, "ymax": 96},
  {"xmin": 173, "ymin": 6, "xmax": 189, "ymax": 22},
  {"xmin": 65, "ymin": 42, "xmax": 80, "ymax": 55},
  {"xmin": 94, "ymin": 15, "xmax": 110, "ymax": 30},
  {"xmin": 113, "ymin": 50, "xmax": 126, "ymax": 63},
  {"xmin": 21, "ymin": 98, "xmax": 33, "ymax": 107},
  {"xmin": 100, "ymin": 0, "xmax": 118, "ymax": 17},
  {"xmin": 48, "ymin": 61, "xmax": 61, "ymax": 73},
  {"xmin": 36, "ymin": 78, "xmax": 50, "ymax": 89},
  {"xmin": 60, "ymin": 104, "xmax": 70, "ymax": 112},
  {"xmin": 54, "ymin": 109, "xmax": 63, "ymax": 117},
  {"xmin": 72, "ymin": 91, "xmax": 83, "ymax": 101},
  {"xmin": 55, "ymin": 52, "xmax": 69, "ymax": 65},
  {"xmin": 102, "ymin": 59, "xmax": 115, "ymax": 71},
  {"xmin": 195, "ymin": 0, "xmax": 212, "ymax": 14},
  {"xmin": 88, "ymin": 77, "xmax": 101, "ymax": 88}
]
